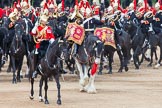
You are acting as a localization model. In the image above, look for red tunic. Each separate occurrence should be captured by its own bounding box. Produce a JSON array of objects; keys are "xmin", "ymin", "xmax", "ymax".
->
[{"xmin": 32, "ymin": 25, "xmax": 55, "ymax": 48}]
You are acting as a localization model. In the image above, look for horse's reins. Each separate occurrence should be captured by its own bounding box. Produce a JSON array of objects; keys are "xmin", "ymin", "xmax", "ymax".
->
[{"xmin": 45, "ymin": 40, "xmax": 65, "ymax": 70}]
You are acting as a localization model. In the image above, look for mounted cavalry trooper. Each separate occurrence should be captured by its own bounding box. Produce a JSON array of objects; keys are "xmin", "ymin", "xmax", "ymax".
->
[
  {"xmin": 67, "ymin": 5, "xmax": 84, "ymax": 57},
  {"xmin": 31, "ymin": 15, "xmax": 55, "ymax": 78},
  {"xmin": 21, "ymin": 0, "xmax": 36, "ymax": 24},
  {"xmin": 82, "ymin": 5, "xmax": 104, "ymax": 36},
  {"xmin": 6, "ymin": 10, "xmax": 19, "ymax": 53},
  {"xmin": 79, "ymin": 0, "xmax": 91, "ymax": 17},
  {"xmin": 48, "ymin": 1, "xmax": 57, "ymax": 20},
  {"xmin": 154, "ymin": 2, "xmax": 162, "ymax": 29}
]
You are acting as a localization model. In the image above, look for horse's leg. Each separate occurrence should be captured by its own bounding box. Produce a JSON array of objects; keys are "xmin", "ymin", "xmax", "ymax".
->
[
  {"xmin": 82, "ymin": 64, "xmax": 89, "ymax": 86},
  {"xmin": 133, "ymin": 46, "xmax": 141, "ymax": 69},
  {"xmin": 153, "ymin": 47, "xmax": 158, "ymax": 64},
  {"xmin": 29, "ymin": 77, "xmax": 34, "ymax": 100},
  {"xmin": 75, "ymin": 59, "xmax": 84, "ymax": 91},
  {"xmin": 108, "ymin": 53, "xmax": 114, "ymax": 74},
  {"xmin": 124, "ymin": 49, "xmax": 129, "ymax": 72},
  {"xmin": 7, "ymin": 55, "xmax": 12, "ymax": 72},
  {"xmin": 25, "ymin": 55, "xmax": 29, "ymax": 78},
  {"xmin": 147, "ymin": 48, "xmax": 153, "ymax": 67},
  {"xmin": 98, "ymin": 53, "xmax": 104, "ymax": 75},
  {"xmin": 154, "ymin": 45, "xmax": 162, "ymax": 69},
  {"xmin": 54, "ymin": 74, "xmax": 61, "ymax": 105},
  {"xmin": 39, "ymin": 76, "xmax": 44, "ymax": 102},
  {"xmin": 0, "ymin": 50, "xmax": 2, "ymax": 71},
  {"xmin": 44, "ymin": 77, "xmax": 49, "ymax": 104},
  {"xmin": 11, "ymin": 56, "xmax": 16, "ymax": 84},
  {"xmin": 117, "ymin": 50, "xmax": 124, "ymax": 72},
  {"xmin": 17, "ymin": 57, "xmax": 23, "ymax": 82},
  {"xmin": 86, "ymin": 74, "xmax": 97, "ymax": 94}
]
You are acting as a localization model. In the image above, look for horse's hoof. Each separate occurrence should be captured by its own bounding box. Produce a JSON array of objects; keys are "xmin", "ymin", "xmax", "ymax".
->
[
  {"xmin": 25, "ymin": 74, "xmax": 29, "ymax": 78},
  {"xmin": 44, "ymin": 100, "xmax": 49, "ymax": 104},
  {"xmin": 7, "ymin": 68, "xmax": 11, "ymax": 73},
  {"xmin": 57, "ymin": 100, "xmax": 62, "ymax": 105},
  {"xmin": 154, "ymin": 63, "xmax": 160, "ymax": 69},
  {"xmin": 145, "ymin": 58, "xmax": 150, "ymax": 62},
  {"xmin": 147, "ymin": 64, "xmax": 152, "ymax": 67},
  {"xmin": 108, "ymin": 71, "xmax": 112, "ymax": 74},
  {"xmin": 20, "ymin": 75, "xmax": 23, "ymax": 79},
  {"xmin": 39, "ymin": 96, "xmax": 43, "ymax": 102},
  {"xmin": 29, "ymin": 95, "xmax": 34, "ymax": 100},
  {"xmin": 118, "ymin": 69, "xmax": 122, "ymax": 73},
  {"xmin": 87, "ymin": 87, "xmax": 97, "ymax": 94},
  {"xmin": 80, "ymin": 88, "xmax": 86, "ymax": 92},
  {"xmin": 12, "ymin": 80, "xmax": 17, "ymax": 84},
  {"xmin": 125, "ymin": 67, "xmax": 129, "ymax": 72},
  {"xmin": 49, "ymin": 77, "xmax": 53, "ymax": 81},
  {"xmin": 98, "ymin": 72, "xmax": 102, "ymax": 75},
  {"xmin": 17, "ymin": 79, "xmax": 21, "ymax": 82},
  {"xmin": 61, "ymin": 69, "xmax": 67, "ymax": 74},
  {"xmin": 135, "ymin": 67, "xmax": 139, "ymax": 69}
]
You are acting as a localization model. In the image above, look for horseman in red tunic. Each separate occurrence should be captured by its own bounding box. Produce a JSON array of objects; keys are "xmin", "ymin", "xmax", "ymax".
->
[{"xmin": 31, "ymin": 15, "xmax": 55, "ymax": 78}]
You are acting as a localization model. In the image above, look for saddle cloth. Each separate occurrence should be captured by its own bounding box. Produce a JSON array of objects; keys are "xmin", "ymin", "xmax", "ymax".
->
[
  {"xmin": 94, "ymin": 27, "xmax": 116, "ymax": 49},
  {"xmin": 65, "ymin": 23, "xmax": 85, "ymax": 45}
]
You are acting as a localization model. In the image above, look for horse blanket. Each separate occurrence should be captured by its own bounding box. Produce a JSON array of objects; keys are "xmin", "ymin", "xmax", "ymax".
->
[
  {"xmin": 65, "ymin": 23, "xmax": 85, "ymax": 45},
  {"xmin": 94, "ymin": 27, "xmax": 116, "ymax": 49}
]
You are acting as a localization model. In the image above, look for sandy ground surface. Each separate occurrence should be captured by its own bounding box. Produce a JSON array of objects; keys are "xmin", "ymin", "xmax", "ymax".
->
[{"xmin": 0, "ymin": 53, "xmax": 162, "ymax": 108}]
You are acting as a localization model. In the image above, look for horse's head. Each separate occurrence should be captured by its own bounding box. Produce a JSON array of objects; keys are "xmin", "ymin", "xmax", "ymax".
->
[
  {"xmin": 1, "ymin": 17, "xmax": 8, "ymax": 28},
  {"xmin": 123, "ymin": 17, "xmax": 133, "ymax": 31},
  {"xmin": 86, "ymin": 35, "xmax": 104, "ymax": 64},
  {"xmin": 14, "ymin": 23, "xmax": 24, "ymax": 41},
  {"xmin": 48, "ymin": 19, "xmax": 57, "ymax": 34},
  {"xmin": 58, "ymin": 21, "xmax": 67, "ymax": 30},
  {"xmin": 53, "ymin": 37, "xmax": 68, "ymax": 58}
]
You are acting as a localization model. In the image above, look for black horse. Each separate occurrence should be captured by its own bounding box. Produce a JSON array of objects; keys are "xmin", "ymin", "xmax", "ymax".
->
[
  {"xmin": 123, "ymin": 19, "xmax": 147, "ymax": 69},
  {"xmin": 147, "ymin": 30, "xmax": 162, "ymax": 69},
  {"xmin": 0, "ymin": 17, "xmax": 9, "ymax": 70},
  {"xmin": 0, "ymin": 30, "xmax": 8, "ymax": 70},
  {"xmin": 9, "ymin": 22, "xmax": 26, "ymax": 83},
  {"xmin": 29, "ymin": 38, "xmax": 67, "ymax": 105}
]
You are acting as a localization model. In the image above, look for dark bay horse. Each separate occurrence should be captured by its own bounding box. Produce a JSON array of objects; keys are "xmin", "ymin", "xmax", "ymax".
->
[{"xmin": 29, "ymin": 38, "xmax": 67, "ymax": 105}]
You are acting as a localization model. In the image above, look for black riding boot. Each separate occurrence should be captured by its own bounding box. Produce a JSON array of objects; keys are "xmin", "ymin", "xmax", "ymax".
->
[
  {"xmin": 32, "ymin": 51, "xmax": 38, "ymax": 78},
  {"xmin": 73, "ymin": 43, "xmax": 78, "ymax": 57},
  {"xmin": 115, "ymin": 34, "xmax": 121, "ymax": 51}
]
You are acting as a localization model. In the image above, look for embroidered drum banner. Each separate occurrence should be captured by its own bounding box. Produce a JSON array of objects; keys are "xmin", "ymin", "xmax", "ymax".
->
[
  {"xmin": 94, "ymin": 27, "xmax": 116, "ymax": 49},
  {"xmin": 65, "ymin": 23, "xmax": 85, "ymax": 45}
]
